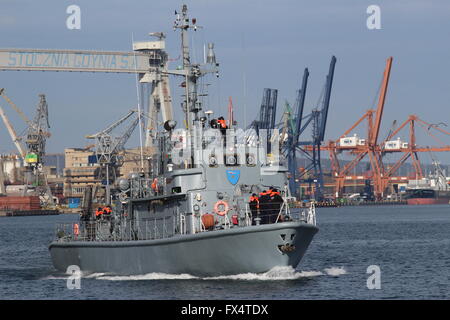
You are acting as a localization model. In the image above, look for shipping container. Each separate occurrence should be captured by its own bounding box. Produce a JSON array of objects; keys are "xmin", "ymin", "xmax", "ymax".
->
[{"xmin": 0, "ymin": 196, "xmax": 41, "ymax": 210}]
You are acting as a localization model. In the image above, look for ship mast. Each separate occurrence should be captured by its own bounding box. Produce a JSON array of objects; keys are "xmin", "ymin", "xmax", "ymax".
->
[{"xmin": 171, "ymin": 4, "xmax": 219, "ymax": 167}]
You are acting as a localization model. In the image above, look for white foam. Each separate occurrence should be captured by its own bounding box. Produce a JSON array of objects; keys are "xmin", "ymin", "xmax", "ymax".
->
[
  {"xmin": 95, "ymin": 272, "xmax": 198, "ymax": 281},
  {"xmin": 72, "ymin": 266, "xmax": 347, "ymax": 281},
  {"xmin": 324, "ymin": 266, "xmax": 347, "ymax": 276},
  {"xmin": 206, "ymin": 266, "xmax": 323, "ymax": 281},
  {"xmin": 89, "ymin": 266, "xmax": 323, "ymax": 281},
  {"xmin": 83, "ymin": 272, "xmax": 108, "ymax": 279}
]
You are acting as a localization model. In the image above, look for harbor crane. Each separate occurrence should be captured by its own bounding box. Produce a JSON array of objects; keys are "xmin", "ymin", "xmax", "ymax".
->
[
  {"xmin": 0, "ymin": 88, "xmax": 27, "ymax": 158},
  {"xmin": 249, "ymin": 88, "xmax": 278, "ymax": 155},
  {"xmin": 284, "ymin": 68, "xmax": 309, "ymax": 196},
  {"xmin": 329, "ymin": 57, "xmax": 392, "ymax": 199},
  {"xmin": 314, "ymin": 57, "xmax": 450, "ymax": 199},
  {"xmin": 0, "ymin": 36, "xmax": 174, "ymax": 149},
  {"xmin": 376, "ymin": 115, "xmax": 450, "ymax": 193},
  {"xmin": 86, "ymin": 110, "xmax": 140, "ymax": 205},
  {"xmin": 284, "ymin": 56, "xmax": 336, "ymax": 200},
  {"xmin": 0, "ymin": 89, "xmax": 54, "ymax": 205}
]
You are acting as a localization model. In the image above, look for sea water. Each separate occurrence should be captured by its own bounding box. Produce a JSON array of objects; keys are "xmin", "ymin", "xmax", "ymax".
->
[{"xmin": 0, "ymin": 205, "xmax": 449, "ymax": 299}]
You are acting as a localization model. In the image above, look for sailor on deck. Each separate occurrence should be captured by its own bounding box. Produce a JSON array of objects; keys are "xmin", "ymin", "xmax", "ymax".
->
[
  {"xmin": 95, "ymin": 207, "xmax": 103, "ymax": 220},
  {"xmin": 258, "ymin": 190, "xmax": 271, "ymax": 224},
  {"xmin": 249, "ymin": 193, "xmax": 259, "ymax": 224},
  {"xmin": 269, "ymin": 188, "xmax": 283, "ymax": 223},
  {"xmin": 102, "ymin": 206, "xmax": 112, "ymax": 220}
]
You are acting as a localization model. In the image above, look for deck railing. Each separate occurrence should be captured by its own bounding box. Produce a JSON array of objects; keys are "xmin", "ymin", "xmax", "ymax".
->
[
  {"xmin": 54, "ymin": 202, "xmax": 316, "ymax": 242},
  {"xmin": 54, "ymin": 215, "xmax": 176, "ymax": 242}
]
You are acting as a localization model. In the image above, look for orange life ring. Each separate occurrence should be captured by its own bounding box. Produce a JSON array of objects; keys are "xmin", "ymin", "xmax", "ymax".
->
[{"xmin": 214, "ymin": 200, "xmax": 229, "ymax": 216}]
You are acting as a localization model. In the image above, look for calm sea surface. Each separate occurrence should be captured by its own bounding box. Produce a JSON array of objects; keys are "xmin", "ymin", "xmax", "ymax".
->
[{"xmin": 1, "ymin": 205, "xmax": 449, "ymax": 300}]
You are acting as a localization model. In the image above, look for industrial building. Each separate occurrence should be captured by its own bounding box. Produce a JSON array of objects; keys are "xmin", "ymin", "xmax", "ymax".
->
[{"xmin": 63, "ymin": 147, "xmax": 153, "ymax": 207}]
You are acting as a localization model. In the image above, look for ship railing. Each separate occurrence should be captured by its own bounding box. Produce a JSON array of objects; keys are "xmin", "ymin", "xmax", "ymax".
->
[
  {"xmin": 197, "ymin": 206, "xmax": 252, "ymax": 232},
  {"xmin": 130, "ymin": 216, "xmax": 175, "ymax": 241},
  {"xmin": 250, "ymin": 202, "xmax": 316, "ymax": 226},
  {"xmin": 220, "ymin": 213, "xmax": 231, "ymax": 230},
  {"xmin": 54, "ymin": 222, "xmax": 95, "ymax": 242},
  {"xmin": 54, "ymin": 216, "xmax": 178, "ymax": 242},
  {"xmin": 275, "ymin": 199, "xmax": 291, "ymax": 223},
  {"xmin": 54, "ymin": 223, "xmax": 72, "ymax": 241},
  {"xmin": 53, "ymin": 205, "xmax": 317, "ymax": 242},
  {"xmin": 244, "ymin": 204, "xmax": 252, "ymax": 226}
]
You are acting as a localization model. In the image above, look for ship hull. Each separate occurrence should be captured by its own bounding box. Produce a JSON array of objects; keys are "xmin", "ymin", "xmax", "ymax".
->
[
  {"xmin": 49, "ymin": 222, "xmax": 318, "ymax": 276},
  {"xmin": 406, "ymin": 188, "xmax": 450, "ymax": 205},
  {"xmin": 407, "ymin": 198, "xmax": 450, "ymax": 205}
]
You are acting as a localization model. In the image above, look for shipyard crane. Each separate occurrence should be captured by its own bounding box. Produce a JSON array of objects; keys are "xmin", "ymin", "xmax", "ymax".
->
[
  {"xmin": 305, "ymin": 57, "xmax": 450, "ymax": 199},
  {"xmin": 322, "ymin": 57, "xmax": 450, "ymax": 197},
  {"xmin": 284, "ymin": 68, "xmax": 309, "ymax": 196},
  {"xmin": 380, "ymin": 120, "xmax": 397, "ymax": 157},
  {"xmin": 0, "ymin": 89, "xmax": 54, "ymax": 205},
  {"xmin": 0, "ymin": 88, "xmax": 28, "ymax": 158},
  {"xmin": 0, "ymin": 105, "xmax": 26, "ymax": 158},
  {"xmin": 249, "ymin": 88, "xmax": 278, "ymax": 154},
  {"xmin": 258, "ymin": 89, "xmax": 278, "ymax": 135},
  {"xmin": 0, "ymin": 88, "xmax": 32, "ymax": 127},
  {"xmin": 285, "ymin": 56, "xmax": 336, "ymax": 200},
  {"xmin": 25, "ymin": 94, "xmax": 51, "ymax": 164},
  {"xmin": 323, "ymin": 57, "xmax": 393, "ymax": 199},
  {"xmin": 0, "ymin": 36, "xmax": 174, "ymax": 149},
  {"xmin": 23, "ymin": 94, "xmax": 54, "ymax": 205},
  {"xmin": 86, "ymin": 110, "xmax": 141, "ymax": 204},
  {"xmin": 376, "ymin": 115, "xmax": 450, "ymax": 193}
]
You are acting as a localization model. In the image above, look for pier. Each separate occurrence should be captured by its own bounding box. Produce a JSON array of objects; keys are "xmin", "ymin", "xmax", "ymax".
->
[{"xmin": 0, "ymin": 209, "xmax": 59, "ymax": 217}]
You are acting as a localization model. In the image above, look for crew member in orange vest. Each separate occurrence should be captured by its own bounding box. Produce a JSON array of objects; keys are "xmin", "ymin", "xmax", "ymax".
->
[
  {"xmin": 217, "ymin": 116, "xmax": 228, "ymax": 146},
  {"xmin": 269, "ymin": 188, "xmax": 283, "ymax": 223},
  {"xmin": 269, "ymin": 188, "xmax": 280, "ymax": 197},
  {"xmin": 102, "ymin": 206, "xmax": 112, "ymax": 218},
  {"xmin": 258, "ymin": 190, "xmax": 270, "ymax": 224},
  {"xmin": 217, "ymin": 116, "xmax": 227, "ymax": 129},
  {"xmin": 249, "ymin": 193, "xmax": 260, "ymax": 224},
  {"xmin": 95, "ymin": 207, "xmax": 103, "ymax": 219},
  {"xmin": 151, "ymin": 178, "xmax": 158, "ymax": 195}
]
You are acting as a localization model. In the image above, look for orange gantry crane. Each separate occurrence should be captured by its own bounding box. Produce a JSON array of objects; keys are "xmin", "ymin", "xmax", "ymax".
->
[
  {"xmin": 324, "ymin": 57, "xmax": 393, "ymax": 199},
  {"xmin": 378, "ymin": 115, "xmax": 450, "ymax": 190},
  {"xmin": 314, "ymin": 57, "xmax": 450, "ymax": 199}
]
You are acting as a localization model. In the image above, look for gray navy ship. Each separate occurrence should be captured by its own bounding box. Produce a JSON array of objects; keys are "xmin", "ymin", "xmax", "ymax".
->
[{"xmin": 49, "ymin": 5, "xmax": 318, "ymax": 276}]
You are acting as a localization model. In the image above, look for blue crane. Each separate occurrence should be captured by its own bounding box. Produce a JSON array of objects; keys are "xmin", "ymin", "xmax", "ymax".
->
[
  {"xmin": 285, "ymin": 56, "xmax": 336, "ymax": 200},
  {"xmin": 286, "ymin": 68, "xmax": 309, "ymax": 195},
  {"xmin": 86, "ymin": 109, "xmax": 141, "ymax": 204},
  {"xmin": 251, "ymin": 88, "xmax": 278, "ymax": 154}
]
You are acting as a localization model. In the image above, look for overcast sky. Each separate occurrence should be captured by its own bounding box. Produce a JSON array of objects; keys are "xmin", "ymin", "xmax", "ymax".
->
[{"xmin": 1, "ymin": 0, "xmax": 450, "ymax": 165}]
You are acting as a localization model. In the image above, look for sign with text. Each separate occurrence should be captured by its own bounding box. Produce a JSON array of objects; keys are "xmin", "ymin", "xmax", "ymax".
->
[{"xmin": 0, "ymin": 49, "xmax": 150, "ymax": 73}]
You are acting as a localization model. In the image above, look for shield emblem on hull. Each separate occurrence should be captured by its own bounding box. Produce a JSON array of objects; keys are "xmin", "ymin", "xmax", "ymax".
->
[{"xmin": 226, "ymin": 170, "xmax": 240, "ymax": 185}]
